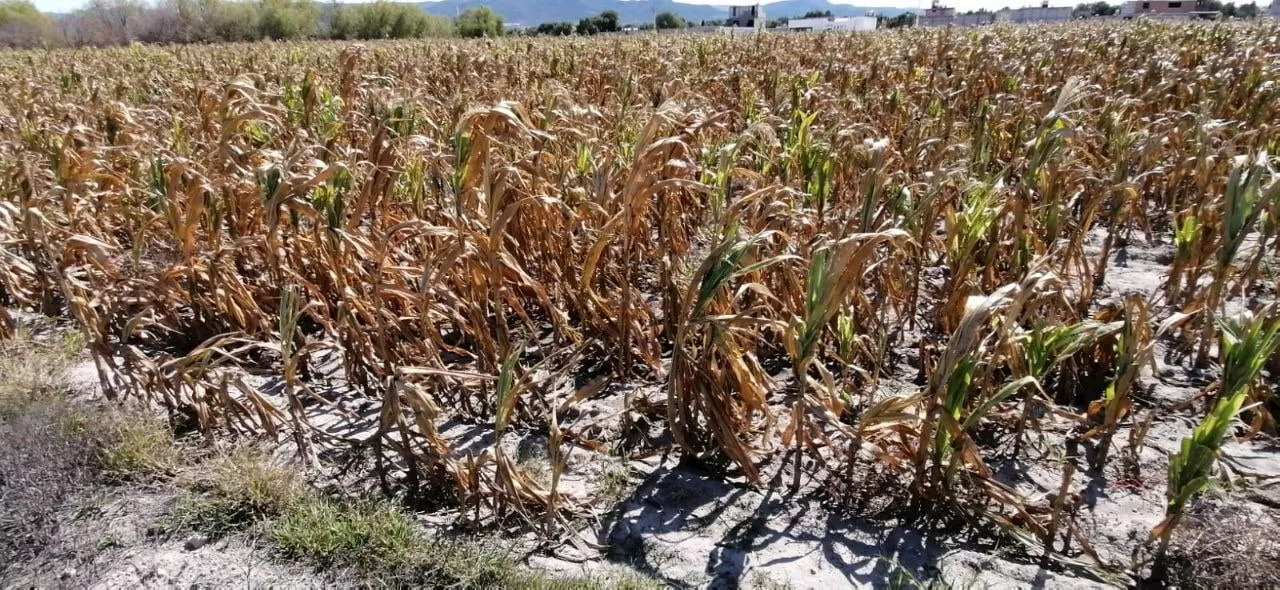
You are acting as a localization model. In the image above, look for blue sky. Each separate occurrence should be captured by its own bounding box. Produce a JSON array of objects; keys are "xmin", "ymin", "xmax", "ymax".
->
[{"xmin": 31, "ymin": 0, "xmax": 1083, "ymax": 18}]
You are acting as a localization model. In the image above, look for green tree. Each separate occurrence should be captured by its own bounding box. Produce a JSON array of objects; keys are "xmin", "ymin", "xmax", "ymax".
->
[
  {"xmin": 0, "ymin": 0, "xmax": 53, "ymax": 47},
  {"xmin": 417, "ymin": 10, "xmax": 452, "ymax": 36},
  {"xmin": 209, "ymin": 0, "xmax": 261, "ymax": 41},
  {"xmin": 258, "ymin": 0, "xmax": 316, "ymax": 39},
  {"xmin": 331, "ymin": 1, "xmax": 448, "ymax": 39},
  {"xmin": 575, "ymin": 10, "xmax": 619, "ymax": 35},
  {"xmin": 654, "ymin": 11, "xmax": 684, "ymax": 29},
  {"xmin": 456, "ymin": 5, "xmax": 501, "ymax": 37},
  {"xmin": 535, "ymin": 21, "xmax": 572, "ymax": 35},
  {"xmin": 878, "ymin": 12, "xmax": 915, "ymax": 28},
  {"xmin": 1198, "ymin": 0, "xmax": 1246, "ymax": 16},
  {"xmin": 328, "ymin": 0, "xmax": 354, "ymax": 38},
  {"xmin": 159, "ymin": 0, "xmax": 260, "ymax": 43},
  {"xmin": 802, "ymin": 9, "xmax": 833, "ymax": 18},
  {"xmin": 597, "ymin": 9, "xmax": 619, "ymax": 32},
  {"xmin": 1071, "ymin": 1, "xmax": 1118, "ymax": 17}
]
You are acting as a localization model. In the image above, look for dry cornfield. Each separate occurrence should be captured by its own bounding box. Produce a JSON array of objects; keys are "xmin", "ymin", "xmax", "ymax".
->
[{"xmin": 2, "ymin": 21, "xmax": 1280, "ymax": 586}]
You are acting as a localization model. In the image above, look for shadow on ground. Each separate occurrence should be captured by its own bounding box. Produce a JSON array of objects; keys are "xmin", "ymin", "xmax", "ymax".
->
[{"xmin": 601, "ymin": 463, "xmax": 957, "ymax": 588}]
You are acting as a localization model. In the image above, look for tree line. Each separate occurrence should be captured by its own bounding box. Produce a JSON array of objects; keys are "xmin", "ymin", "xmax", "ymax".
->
[
  {"xmin": 531, "ymin": 9, "xmax": 691, "ymax": 36},
  {"xmin": 7, "ymin": 0, "xmax": 1268, "ymax": 49},
  {"xmin": 0, "ymin": 0, "xmax": 508, "ymax": 48}
]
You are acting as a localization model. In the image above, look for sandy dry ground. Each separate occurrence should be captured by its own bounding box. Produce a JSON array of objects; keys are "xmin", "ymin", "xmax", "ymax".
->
[
  {"xmin": 7, "ymin": 231, "xmax": 1279, "ymax": 589},
  {"xmin": 3, "ymin": 489, "xmax": 332, "ymax": 589}
]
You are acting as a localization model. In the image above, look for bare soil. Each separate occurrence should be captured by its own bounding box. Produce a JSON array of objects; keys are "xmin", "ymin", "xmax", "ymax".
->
[
  {"xmin": 5, "ymin": 232, "xmax": 1278, "ymax": 589},
  {"xmin": 4, "ymin": 488, "xmax": 333, "ymax": 589}
]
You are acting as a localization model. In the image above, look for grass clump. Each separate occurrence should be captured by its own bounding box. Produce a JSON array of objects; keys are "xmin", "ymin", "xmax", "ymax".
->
[
  {"xmin": 0, "ymin": 334, "xmax": 75, "ymax": 404},
  {"xmin": 273, "ymin": 493, "xmax": 658, "ymax": 589},
  {"xmin": 167, "ymin": 447, "xmax": 303, "ymax": 537},
  {"xmin": 0, "ymin": 326, "xmax": 656, "ymax": 589},
  {"xmin": 595, "ymin": 458, "xmax": 634, "ymax": 505},
  {"xmin": 152, "ymin": 436, "xmax": 657, "ymax": 589},
  {"xmin": 92, "ymin": 410, "xmax": 179, "ymax": 480},
  {"xmin": 0, "ymin": 328, "xmax": 174, "ymax": 573},
  {"xmin": 273, "ymin": 497, "xmax": 426, "ymax": 573}
]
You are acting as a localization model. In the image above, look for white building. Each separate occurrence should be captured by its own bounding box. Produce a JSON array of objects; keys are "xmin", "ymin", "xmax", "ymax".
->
[
  {"xmin": 726, "ymin": 4, "xmax": 765, "ymax": 30},
  {"xmin": 787, "ymin": 16, "xmax": 878, "ymax": 31},
  {"xmin": 919, "ymin": 2, "xmax": 958, "ymax": 26},
  {"xmin": 955, "ymin": 11, "xmax": 997, "ymax": 25},
  {"xmin": 1119, "ymin": 0, "xmax": 1218, "ymax": 19},
  {"xmin": 922, "ymin": 1, "xmax": 1071, "ymax": 26}
]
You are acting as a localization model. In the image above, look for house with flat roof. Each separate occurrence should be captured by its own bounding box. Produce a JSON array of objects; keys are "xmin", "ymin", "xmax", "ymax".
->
[
  {"xmin": 726, "ymin": 4, "xmax": 765, "ymax": 30},
  {"xmin": 923, "ymin": 1, "xmax": 1072, "ymax": 26},
  {"xmin": 1120, "ymin": 0, "xmax": 1219, "ymax": 19},
  {"xmin": 787, "ymin": 15, "xmax": 878, "ymax": 31},
  {"xmin": 920, "ymin": 2, "xmax": 957, "ymax": 26},
  {"xmin": 995, "ymin": 3, "xmax": 1073, "ymax": 23}
]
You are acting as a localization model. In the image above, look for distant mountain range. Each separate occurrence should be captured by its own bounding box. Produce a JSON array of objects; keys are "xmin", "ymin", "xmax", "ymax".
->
[{"xmin": 417, "ymin": 0, "xmax": 915, "ymax": 26}]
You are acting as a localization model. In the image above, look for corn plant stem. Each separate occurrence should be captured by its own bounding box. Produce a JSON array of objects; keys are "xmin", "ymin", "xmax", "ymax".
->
[
  {"xmin": 1236, "ymin": 225, "xmax": 1274, "ymax": 297},
  {"xmin": 1150, "ymin": 512, "xmax": 1180, "ymax": 582},
  {"xmin": 791, "ymin": 356, "xmax": 810, "ymax": 493},
  {"xmin": 1042, "ymin": 460, "xmax": 1075, "ymax": 564},
  {"xmin": 1194, "ymin": 269, "xmax": 1228, "ymax": 368},
  {"xmin": 1012, "ymin": 393, "xmax": 1034, "ymax": 460},
  {"xmin": 912, "ymin": 398, "xmax": 940, "ymax": 503},
  {"xmin": 1092, "ymin": 210, "xmax": 1123, "ymax": 289}
]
